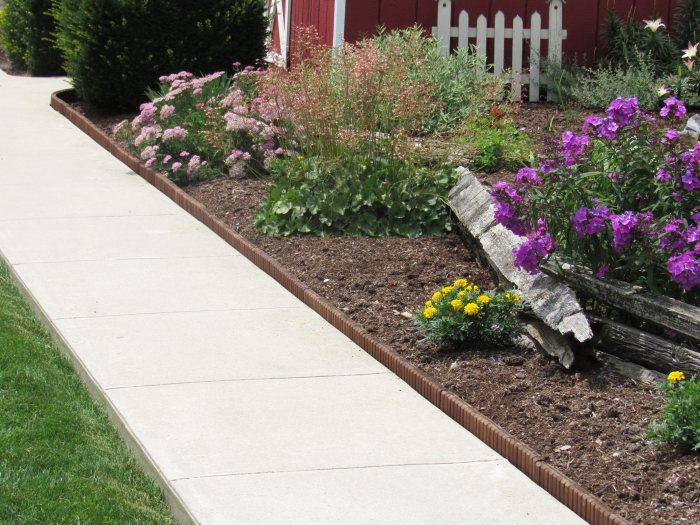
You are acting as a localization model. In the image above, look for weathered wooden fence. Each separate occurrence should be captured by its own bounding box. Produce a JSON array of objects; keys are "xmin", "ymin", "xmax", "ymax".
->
[{"xmin": 433, "ymin": 0, "xmax": 567, "ymax": 102}]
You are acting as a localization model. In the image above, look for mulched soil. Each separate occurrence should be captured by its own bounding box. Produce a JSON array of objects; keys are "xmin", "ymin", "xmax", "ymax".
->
[{"xmin": 77, "ymin": 100, "xmax": 699, "ymax": 525}]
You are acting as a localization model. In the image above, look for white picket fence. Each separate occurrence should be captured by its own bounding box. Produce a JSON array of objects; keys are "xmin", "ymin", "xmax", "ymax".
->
[{"xmin": 433, "ymin": 0, "xmax": 567, "ymax": 102}]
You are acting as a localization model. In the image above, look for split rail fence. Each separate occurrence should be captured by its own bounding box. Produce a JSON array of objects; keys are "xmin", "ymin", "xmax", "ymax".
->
[{"xmin": 433, "ymin": 0, "xmax": 567, "ymax": 101}]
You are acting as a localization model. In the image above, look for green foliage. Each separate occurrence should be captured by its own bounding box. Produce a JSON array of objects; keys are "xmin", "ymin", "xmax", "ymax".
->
[
  {"xmin": 0, "ymin": 0, "xmax": 62, "ymax": 75},
  {"xmin": 255, "ymin": 155, "xmax": 457, "ymax": 237},
  {"xmin": 55, "ymin": 0, "xmax": 267, "ymax": 111},
  {"xmin": 603, "ymin": 11, "xmax": 678, "ymax": 76},
  {"xmin": 646, "ymin": 373, "xmax": 700, "ymax": 452},
  {"xmin": 0, "ymin": 263, "xmax": 175, "ymax": 523},
  {"xmin": 672, "ymin": 0, "xmax": 700, "ymax": 51},
  {"xmin": 414, "ymin": 279, "xmax": 523, "ymax": 346},
  {"xmin": 568, "ymin": 54, "xmax": 659, "ymax": 110},
  {"xmin": 455, "ymin": 112, "xmax": 532, "ymax": 173}
]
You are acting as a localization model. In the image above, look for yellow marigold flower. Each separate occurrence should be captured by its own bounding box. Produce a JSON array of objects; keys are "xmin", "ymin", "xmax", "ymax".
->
[
  {"xmin": 423, "ymin": 306, "xmax": 438, "ymax": 319},
  {"xmin": 454, "ymin": 278, "xmax": 468, "ymax": 288},
  {"xmin": 425, "ymin": 300, "xmax": 433, "ymax": 308},
  {"xmin": 667, "ymin": 371, "xmax": 686, "ymax": 384},
  {"xmin": 477, "ymin": 294, "xmax": 491, "ymax": 305},
  {"xmin": 505, "ymin": 292, "xmax": 521, "ymax": 303},
  {"xmin": 465, "ymin": 285, "xmax": 473, "ymax": 292},
  {"xmin": 457, "ymin": 290, "xmax": 466, "ymax": 297},
  {"xmin": 432, "ymin": 291, "xmax": 443, "ymax": 302},
  {"xmin": 464, "ymin": 303, "xmax": 479, "ymax": 316},
  {"xmin": 441, "ymin": 286, "xmax": 454, "ymax": 295},
  {"xmin": 450, "ymin": 299, "xmax": 464, "ymax": 310},
  {"xmin": 472, "ymin": 285, "xmax": 480, "ymax": 291}
]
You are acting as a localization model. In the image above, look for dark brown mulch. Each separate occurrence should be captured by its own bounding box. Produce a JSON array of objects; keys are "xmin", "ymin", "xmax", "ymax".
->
[{"xmin": 75, "ymin": 99, "xmax": 699, "ymax": 525}]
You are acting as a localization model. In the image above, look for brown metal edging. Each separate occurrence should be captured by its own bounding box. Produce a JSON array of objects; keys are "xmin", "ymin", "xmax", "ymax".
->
[{"xmin": 50, "ymin": 89, "xmax": 631, "ymax": 525}]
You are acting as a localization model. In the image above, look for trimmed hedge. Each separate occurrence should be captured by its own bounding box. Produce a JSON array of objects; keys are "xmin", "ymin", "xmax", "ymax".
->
[
  {"xmin": 55, "ymin": 0, "xmax": 267, "ymax": 111},
  {"xmin": 0, "ymin": 0, "xmax": 63, "ymax": 75}
]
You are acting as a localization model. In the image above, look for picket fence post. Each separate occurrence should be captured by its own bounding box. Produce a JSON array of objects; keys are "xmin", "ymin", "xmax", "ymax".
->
[{"xmin": 432, "ymin": 0, "xmax": 566, "ymax": 102}]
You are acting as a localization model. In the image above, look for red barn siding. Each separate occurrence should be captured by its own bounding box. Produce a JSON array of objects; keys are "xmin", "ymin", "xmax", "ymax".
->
[{"xmin": 273, "ymin": 0, "xmax": 683, "ymax": 67}]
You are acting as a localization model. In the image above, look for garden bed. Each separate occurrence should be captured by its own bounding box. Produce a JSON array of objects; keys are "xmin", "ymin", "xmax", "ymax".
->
[{"xmin": 64, "ymin": 96, "xmax": 699, "ymax": 525}]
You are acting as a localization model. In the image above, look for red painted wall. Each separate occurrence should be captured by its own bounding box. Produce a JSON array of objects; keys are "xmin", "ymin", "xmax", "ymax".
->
[
  {"xmin": 343, "ymin": 0, "xmax": 680, "ymax": 64},
  {"xmin": 289, "ymin": 0, "xmax": 336, "ymax": 60}
]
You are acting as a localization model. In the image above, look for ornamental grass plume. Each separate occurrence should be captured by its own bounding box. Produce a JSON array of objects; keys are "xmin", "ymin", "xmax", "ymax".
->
[{"xmin": 415, "ymin": 278, "xmax": 523, "ymax": 346}]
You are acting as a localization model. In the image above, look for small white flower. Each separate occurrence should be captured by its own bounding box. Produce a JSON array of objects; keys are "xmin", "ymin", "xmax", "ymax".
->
[{"xmin": 643, "ymin": 18, "xmax": 665, "ymax": 32}]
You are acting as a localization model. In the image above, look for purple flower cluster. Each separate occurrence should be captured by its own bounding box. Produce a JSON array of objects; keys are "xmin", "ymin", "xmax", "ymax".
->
[
  {"xmin": 571, "ymin": 205, "xmax": 609, "ymax": 237},
  {"xmin": 609, "ymin": 211, "xmax": 654, "ymax": 252},
  {"xmin": 660, "ymin": 97, "xmax": 687, "ymax": 119},
  {"xmin": 490, "ymin": 181, "xmax": 528, "ymax": 236},
  {"xmin": 512, "ymin": 220, "xmax": 556, "ymax": 275},
  {"xmin": 561, "ymin": 131, "xmax": 589, "ymax": 166}
]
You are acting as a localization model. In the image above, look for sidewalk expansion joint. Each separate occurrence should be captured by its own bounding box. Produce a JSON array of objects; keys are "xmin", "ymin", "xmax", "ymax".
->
[
  {"xmin": 169, "ymin": 459, "xmax": 504, "ymax": 482},
  {"xmin": 105, "ymin": 372, "xmax": 391, "ymax": 391}
]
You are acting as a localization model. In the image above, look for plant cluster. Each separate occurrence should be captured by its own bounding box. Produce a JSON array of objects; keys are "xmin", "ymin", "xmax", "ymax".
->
[
  {"xmin": 55, "ymin": 0, "xmax": 267, "ymax": 110},
  {"xmin": 255, "ymin": 154, "xmax": 457, "ymax": 237},
  {"xmin": 549, "ymin": 4, "xmax": 700, "ymax": 110},
  {"xmin": 116, "ymin": 67, "xmax": 289, "ymax": 184},
  {"xmin": 0, "ymin": 0, "xmax": 62, "ymax": 75},
  {"xmin": 415, "ymin": 279, "xmax": 523, "ymax": 346},
  {"xmin": 490, "ymin": 96, "xmax": 700, "ymax": 304},
  {"xmin": 646, "ymin": 371, "xmax": 700, "ymax": 452}
]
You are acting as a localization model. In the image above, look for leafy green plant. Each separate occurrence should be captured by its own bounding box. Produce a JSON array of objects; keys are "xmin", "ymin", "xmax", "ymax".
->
[
  {"xmin": 672, "ymin": 0, "xmax": 700, "ymax": 51},
  {"xmin": 255, "ymin": 154, "xmax": 457, "ymax": 237},
  {"xmin": 454, "ymin": 111, "xmax": 533, "ymax": 173},
  {"xmin": 603, "ymin": 10, "xmax": 678, "ymax": 76},
  {"xmin": 0, "ymin": 0, "xmax": 62, "ymax": 75},
  {"xmin": 415, "ymin": 279, "xmax": 523, "ymax": 346},
  {"xmin": 568, "ymin": 54, "xmax": 659, "ymax": 110},
  {"xmin": 55, "ymin": 0, "xmax": 267, "ymax": 110},
  {"xmin": 646, "ymin": 371, "xmax": 700, "ymax": 452}
]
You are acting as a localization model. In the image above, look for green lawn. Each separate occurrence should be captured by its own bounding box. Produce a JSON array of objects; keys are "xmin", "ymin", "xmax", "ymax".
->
[{"xmin": 0, "ymin": 263, "xmax": 175, "ymax": 524}]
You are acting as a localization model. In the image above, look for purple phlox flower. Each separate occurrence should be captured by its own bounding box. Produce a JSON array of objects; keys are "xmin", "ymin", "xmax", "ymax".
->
[
  {"xmin": 606, "ymin": 97, "xmax": 639, "ymax": 127},
  {"xmin": 512, "ymin": 219, "xmax": 555, "ymax": 275},
  {"xmin": 681, "ymin": 170, "xmax": 700, "ymax": 191},
  {"xmin": 598, "ymin": 117, "xmax": 619, "ymax": 140},
  {"xmin": 571, "ymin": 205, "xmax": 609, "ymax": 237},
  {"xmin": 516, "ymin": 167, "xmax": 542, "ymax": 186},
  {"xmin": 667, "ymin": 250, "xmax": 700, "ymax": 290},
  {"xmin": 560, "ymin": 131, "xmax": 589, "ymax": 166},
  {"xmin": 693, "ymin": 208, "xmax": 700, "ymax": 225},
  {"xmin": 656, "ymin": 167, "xmax": 673, "ymax": 182},
  {"xmin": 665, "ymin": 129, "xmax": 680, "ymax": 141},
  {"xmin": 595, "ymin": 264, "xmax": 610, "ymax": 279},
  {"xmin": 493, "ymin": 201, "xmax": 528, "ymax": 236},
  {"xmin": 659, "ymin": 220, "xmax": 688, "ymax": 253},
  {"xmin": 609, "ymin": 211, "xmax": 654, "ymax": 252},
  {"xmin": 660, "ymin": 97, "xmax": 687, "ymax": 119},
  {"xmin": 582, "ymin": 115, "xmax": 604, "ymax": 134},
  {"xmin": 672, "ymin": 192, "xmax": 684, "ymax": 202},
  {"xmin": 539, "ymin": 159, "xmax": 556, "ymax": 174},
  {"xmin": 490, "ymin": 181, "xmax": 522, "ymax": 203}
]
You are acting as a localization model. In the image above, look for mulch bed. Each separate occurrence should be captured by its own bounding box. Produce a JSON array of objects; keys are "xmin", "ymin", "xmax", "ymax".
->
[{"xmin": 74, "ymin": 100, "xmax": 699, "ymax": 525}]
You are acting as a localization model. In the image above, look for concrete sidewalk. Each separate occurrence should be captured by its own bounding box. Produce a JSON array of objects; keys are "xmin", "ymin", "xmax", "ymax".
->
[{"xmin": 0, "ymin": 69, "xmax": 587, "ymax": 524}]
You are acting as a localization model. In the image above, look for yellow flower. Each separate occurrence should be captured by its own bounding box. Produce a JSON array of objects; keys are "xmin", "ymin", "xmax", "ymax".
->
[
  {"xmin": 457, "ymin": 290, "xmax": 466, "ymax": 297},
  {"xmin": 450, "ymin": 299, "xmax": 464, "ymax": 310},
  {"xmin": 472, "ymin": 285, "xmax": 479, "ymax": 291},
  {"xmin": 464, "ymin": 303, "xmax": 479, "ymax": 316},
  {"xmin": 505, "ymin": 292, "xmax": 521, "ymax": 303},
  {"xmin": 297, "ymin": 155, "xmax": 305, "ymax": 160},
  {"xmin": 432, "ymin": 291, "xmax": 443, "ymax": 302},
  {"xmin": 441, "ymin": 286, "xmax": 454, "ymax": 295},
  {"xmin": 425, "ymin": 300, "xmax": 433, "ymax": 308},
  {"xmin": 454, "ymin": 278, "xmax": 468, "ymax": 288},
  {"xmin": 423, "ymin": 306, "xmax": 438, "ymax": 319},
  {"xmin": 477, "ymin": 294, "xmax": 491, "ymax": 305},
  {"xmin": 465, "ymin": 285, "xmax": 473, "ymax": 292},
  {"xmin": 667, "ymin": 371, "xmax": 686, "ymax": 384}
]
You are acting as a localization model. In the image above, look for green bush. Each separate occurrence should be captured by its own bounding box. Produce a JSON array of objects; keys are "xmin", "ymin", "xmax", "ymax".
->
[
  {"xmin": 646, "ymin": 372, "xmax": 700, "ymax": 452},
  {"xmin": 255, "ymin": 155, "xmax": 457, "ymax": 237},
  {"xmin": 0, "ymin": 0, "xmax": 62, "ymax": 75},
  {"xmin": 568, "ymin": 54, "xmax": 659, "ymax": 110},
  {"xmin": 672, "ymin": 0, "xmax": 700, "ymax": 51},
  {"xmin": 415, "ymin": 279, "xmax": 523, "ymax": 346},
  {"xmin": 55, "ymin": 0, "xmax": 267, "ymax": 111}
]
